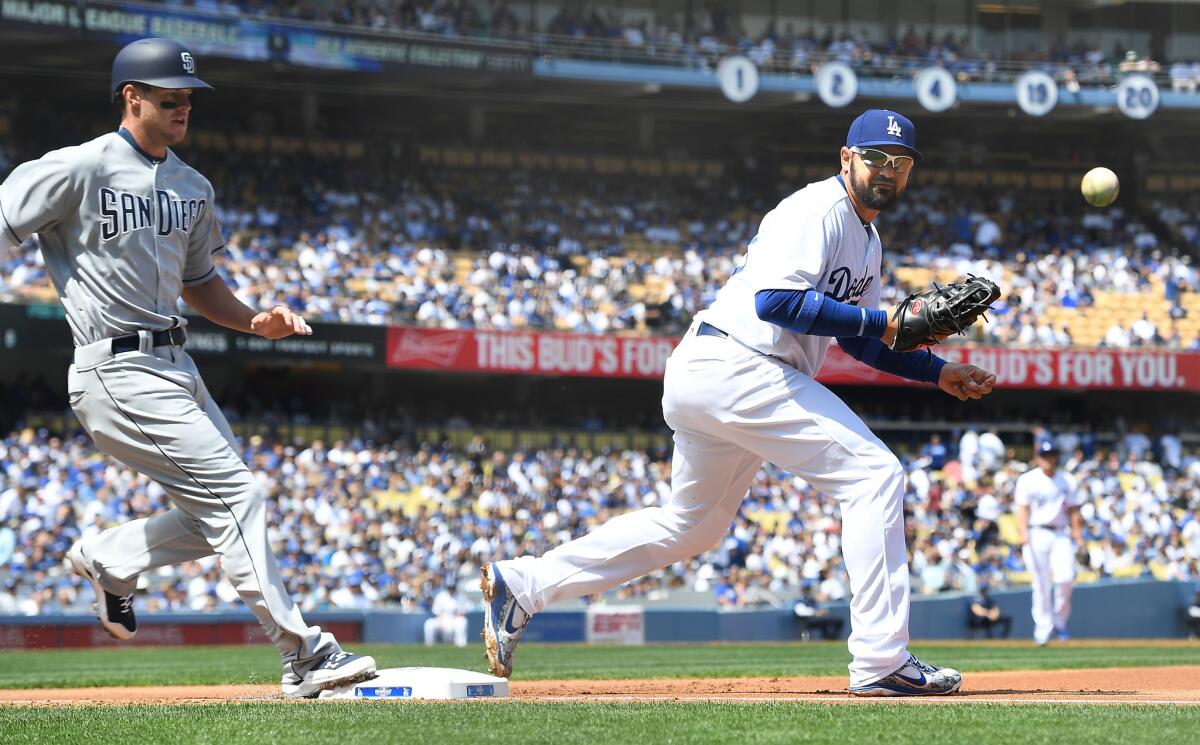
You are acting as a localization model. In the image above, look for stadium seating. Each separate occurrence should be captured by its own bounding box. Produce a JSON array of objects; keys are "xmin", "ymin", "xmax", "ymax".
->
[
  {"xmin": 6, "ymin": 132, "xmax": 1198, "ymax": 349},
  {"xmin": 129, "ymin": 0, "xmax": 1200, "ymax": 89},
  {"xmin": 2, "ymin": 422, "xmax": 1196, "ymax": 614}
]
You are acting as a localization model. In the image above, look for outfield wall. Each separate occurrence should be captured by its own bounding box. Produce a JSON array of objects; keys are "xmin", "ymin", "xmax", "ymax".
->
[
  {"xmin": 0, "ymin": 612, "xmax": 365, "ymax": 649},
  {"xmin": 1, "ymin": 580, "xmax": 1194, "ymax": 648}
]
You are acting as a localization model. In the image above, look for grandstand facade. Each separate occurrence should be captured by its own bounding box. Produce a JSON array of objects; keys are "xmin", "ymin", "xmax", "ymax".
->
[{"xmin": 1, "ymin": 1, "xmax": 1197, "ymax": 631}]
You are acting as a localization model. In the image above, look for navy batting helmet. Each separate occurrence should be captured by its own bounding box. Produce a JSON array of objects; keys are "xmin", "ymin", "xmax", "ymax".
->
[{"xmin": 110, "ymin": 37, "xmax": 213, "ymax": 100}]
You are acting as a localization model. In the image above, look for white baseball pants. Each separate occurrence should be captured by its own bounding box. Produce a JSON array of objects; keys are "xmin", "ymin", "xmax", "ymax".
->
[
  {"xmin": 1023, "ymin": 527, "xmax": 1076, "ymax": 644},
  {"xmin": 497, "ymin": 328, "xmax": 912, "ymax": 685},
  {"xmin": 67, "ymin": 342, "xmax": 340, "ymax": 672},
  {"xmin": 424, "ymin": 616, "xmax": 469, "ymax": 647}
]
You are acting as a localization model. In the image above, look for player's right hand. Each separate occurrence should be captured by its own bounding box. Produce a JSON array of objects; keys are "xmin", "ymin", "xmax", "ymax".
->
[
  {"xmin": 937, "ymin": 362, "xmax": 996, "ymax": 401},
  {"xmin": 250, "ymin": 305, "xmax": 313, "ymax": 340}
]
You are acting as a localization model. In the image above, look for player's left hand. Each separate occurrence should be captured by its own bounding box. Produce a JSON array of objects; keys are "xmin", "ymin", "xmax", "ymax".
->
[
  {"xmin": 937, "ymin": 362, "xmax": 996, "ymax": 401},
  {"xmin": 251, "ymin": 305, "xmax": 312, "ymax": 340}
]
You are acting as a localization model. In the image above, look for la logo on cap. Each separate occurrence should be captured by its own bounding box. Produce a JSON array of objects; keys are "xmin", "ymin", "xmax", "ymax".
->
[{"xmin": 886, "ymin": 115, "xmax": 902, "ymax": 137}]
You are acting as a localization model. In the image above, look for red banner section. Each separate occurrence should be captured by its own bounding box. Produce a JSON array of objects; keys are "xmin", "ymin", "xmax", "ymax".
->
[
  {"xmin": 820, "ymin": 346, "xmax": 1200, "ymax": 391},
  {"xmin": 387, "ymin": 327, "xmax": 676, "ymax": 379},
  {"xmin": 0, "ymin": 620, "xmax": 361, "ymax": 649},
  {"xmin": 386, "ymin": 326, "xmax": 1200, "ymax": 391}
]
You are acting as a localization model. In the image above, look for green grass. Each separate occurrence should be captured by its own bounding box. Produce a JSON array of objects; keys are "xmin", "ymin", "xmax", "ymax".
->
[
  {"xmin": 1, "ymin": 643, "xmax": 1197, "ymax": 744},
  {"xmin": 0, "ymin": 641, "xmax": 1195, "ymax": 689},
  {"xmin": 0, "ymin": 702, "xmax": 1197, "ymax": 745}
]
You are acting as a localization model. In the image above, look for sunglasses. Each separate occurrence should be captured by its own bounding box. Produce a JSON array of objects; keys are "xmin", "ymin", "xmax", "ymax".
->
[{"xmin": 850, "ymin": 146, "xmax": 916, "ymax": 173}]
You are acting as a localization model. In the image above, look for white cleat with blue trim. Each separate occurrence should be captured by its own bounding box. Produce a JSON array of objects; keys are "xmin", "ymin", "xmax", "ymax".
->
[
  {"xmin": 848, "ymin": 654, "xmax": 962, "ymax": 697},
  {"xmin": 481, "ymin": 562, "xmax": 530, "ymax": 679}
]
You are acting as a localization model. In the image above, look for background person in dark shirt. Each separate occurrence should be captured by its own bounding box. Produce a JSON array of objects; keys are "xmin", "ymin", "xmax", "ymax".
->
[
  {"xmin": 922, "ymin": 433, "xmax": 949, "ymax": 470},
  {"xmin": 967, "ymin": 583, "xmax": 1012, "ymax": 639},
  {"xmin": 793, "ymin": 586, "xmax": 845, "ymax": 641}
]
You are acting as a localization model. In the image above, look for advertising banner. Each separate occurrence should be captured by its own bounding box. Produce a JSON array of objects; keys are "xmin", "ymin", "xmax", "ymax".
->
[
  {"xmin": 0, "ymin": 304, "xmax": 385, "ymax": 365},
  {"xmin": 0, "ymin": 617, "xmax": 360, "ymax": 649},
  {"xmin": 3, "ymin": 304, "xmax": 1196, "ymax": 390},
  {"xmin": 386, "ymin": 325, "xmax": 1200, "ymax": 391},
  {"xmin": 0, "ymin": 0, "xmax": 532, "ymax": 74},
  {"xmin": 585, "ymin": 606, "xmax": 645, "ymax": 645},
  {"xmin": 184, "ymin": 316, "xmax": 386, "ymax": 365},
  {"xmin": 818, "ymin": 345, "xmax": 1199, "ymax": 391},
  {"xmin": 386, "ymin": 326, "xmax": 676, "ymax": 379}
]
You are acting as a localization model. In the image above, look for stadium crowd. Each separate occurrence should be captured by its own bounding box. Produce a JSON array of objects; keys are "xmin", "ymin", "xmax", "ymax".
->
[
  {"xmin": 877, "ymin": 187, "xmax": 1200, "ymax": 350},
  {"xmin": 2, "ymin": 420, "xmax": 1198, "ymax": 616},
  {"xmin": 3, "ymin": 146, "xmax": 1198, "ymax": 348},
  {"xmin": 154, "ymin": 0, "xmax": 1200, "ymax": 87}
]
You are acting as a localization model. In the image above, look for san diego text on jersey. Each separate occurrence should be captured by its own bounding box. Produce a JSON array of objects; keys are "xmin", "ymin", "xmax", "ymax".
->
[{"xmin": 98, "ymin": 187, "xmax": 208, "ymax": 241}]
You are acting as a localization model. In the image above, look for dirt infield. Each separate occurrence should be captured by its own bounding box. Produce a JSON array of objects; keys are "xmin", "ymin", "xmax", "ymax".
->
[
  {"xmin": 1, "ymin": 666, "xmax": 1198, "ymax": 706},
  {"xmin": 514, "ymin": 666, "xmax": 1200, "ymax": 705}
]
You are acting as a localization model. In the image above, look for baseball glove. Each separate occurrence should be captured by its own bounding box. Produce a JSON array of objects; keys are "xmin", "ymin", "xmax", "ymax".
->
[{"xmin": 890, "ymin": 275, "xmax": 1001, "ymax": 353}]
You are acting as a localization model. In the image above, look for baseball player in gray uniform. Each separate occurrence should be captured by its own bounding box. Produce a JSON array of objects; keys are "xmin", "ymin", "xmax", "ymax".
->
[
  {"xmin": 482, "ymin": 110, "xmax": 998, "ymax": 696},
  {"xmin": 0, "ymin": 38, "xmax": 375, "ymax": 697}
]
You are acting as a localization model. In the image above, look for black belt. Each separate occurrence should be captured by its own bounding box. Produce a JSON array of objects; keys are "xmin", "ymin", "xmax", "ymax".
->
[
  {"xmin": 111, "ymin": 327, "xmax": 187, "ymax": 354},
  {"xmin": 697, "ymin": 322, "xmax": 729, "ymax": 339}
]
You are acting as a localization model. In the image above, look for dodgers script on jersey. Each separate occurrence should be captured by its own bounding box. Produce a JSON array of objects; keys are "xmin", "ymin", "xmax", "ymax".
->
[
  {"xmin": 699, "ymin": 175, "xmax": 880, "ymax": 376},
  {"xmin": 0, "ymin": 132, "xmax": 223, "ymax": 346},
  {"xmin": 1014, "ymin": 468, "xmax": 1080, "ymax": 529}
]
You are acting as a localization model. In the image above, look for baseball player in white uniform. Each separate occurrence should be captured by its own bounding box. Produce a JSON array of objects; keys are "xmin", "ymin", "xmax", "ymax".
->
[
  {"xmin": 424, "ymin": 584, "xmax": 470, "ymax": 647},
  {"xmin": 0, "ymin": 38, "xmax": 375, "ymax": 697},
  {"xmin": 482, "ymin": 110, "xmax": 998, "ymax": 696},
  {"xmin": 1014, "ymin": 440, "xmax": 1084, "ymax": 645}
]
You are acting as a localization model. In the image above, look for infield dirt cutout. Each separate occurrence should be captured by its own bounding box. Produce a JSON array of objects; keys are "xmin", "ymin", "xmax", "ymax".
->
[{"xmin": 2, "ymin": 666, "xmax": 1198, "ymax": 706}]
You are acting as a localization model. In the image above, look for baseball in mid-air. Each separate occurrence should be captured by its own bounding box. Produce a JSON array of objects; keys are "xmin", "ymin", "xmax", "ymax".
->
[{"xmin": 1081, "ymin": 167, "xmax": 1119, "ymax": 207}]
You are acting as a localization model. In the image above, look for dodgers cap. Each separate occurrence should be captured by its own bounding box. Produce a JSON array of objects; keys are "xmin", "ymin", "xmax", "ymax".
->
[{"xmin": 846, "ymin": 109, "xmax": 922, "ymax": 161}]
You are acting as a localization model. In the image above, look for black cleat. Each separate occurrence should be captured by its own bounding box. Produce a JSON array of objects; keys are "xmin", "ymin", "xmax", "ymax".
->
[
  {"xmin": 281, "ymin": 651, "xmax": 378, "ymax": 698},
  {"xmin": 67, "ymin": 540, "xmax": 137, "ymax": 640}
]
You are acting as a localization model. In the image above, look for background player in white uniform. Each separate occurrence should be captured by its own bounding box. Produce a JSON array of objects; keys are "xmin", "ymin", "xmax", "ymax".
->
[
  {"xmin": 482, "ymin": 109, "xmax": 998, "ymax": 696},
  {"xmin": 1014, "ymin": 440, "xmax": 1084, "ymax": 645},
  {"xmin": 0, "ymin": 38, "xmax": 374, "ymax": 698},
  {"xmin": 424, "ymin": 580, "xmax": 470, "ymax": 647}
]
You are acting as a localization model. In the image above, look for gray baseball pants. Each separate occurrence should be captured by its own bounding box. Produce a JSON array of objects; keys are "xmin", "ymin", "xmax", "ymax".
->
[{"xmin": 67, "ymin": 334, "xmax": 340, "ymax": 672}]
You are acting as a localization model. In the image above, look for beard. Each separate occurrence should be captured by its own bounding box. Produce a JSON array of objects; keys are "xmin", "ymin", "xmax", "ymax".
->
[{"xmin": 850, "ymin": 159, "xmax": 904, "ymax": 210}]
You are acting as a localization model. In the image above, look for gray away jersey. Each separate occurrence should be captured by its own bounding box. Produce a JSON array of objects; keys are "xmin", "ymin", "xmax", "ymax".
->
[{"xmin": 0, "ymin": 131, "xmax": 224, "ymax": 346}]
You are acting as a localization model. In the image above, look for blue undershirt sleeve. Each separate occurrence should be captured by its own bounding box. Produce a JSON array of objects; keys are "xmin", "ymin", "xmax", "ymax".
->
[
  {"xmin": 836, "ymin": 336, "xmax": 947, "ymax": 384},
  {"xmin": 755, "ymin": 288, "xmax": 888, "ymax": 338}
]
